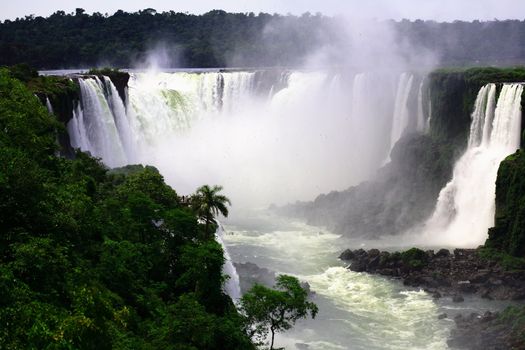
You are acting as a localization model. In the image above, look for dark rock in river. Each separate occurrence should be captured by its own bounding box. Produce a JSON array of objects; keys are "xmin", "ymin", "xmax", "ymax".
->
[
  {"xmin": 339, "ymin": 247, "xmax": 525, "ymax": 301},
  {"xmin": 447, "ymin": 311, "xmax": 521, "ymax": 350},
  {"xmin": 234, "ymin": 262, "xmax": 276, "ymax": 294}
]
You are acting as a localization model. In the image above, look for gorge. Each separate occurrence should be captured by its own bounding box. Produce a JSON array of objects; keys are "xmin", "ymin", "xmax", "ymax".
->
[{"xmin": 34, "ymin": 66, "xmax": 525, "ymax": 349}]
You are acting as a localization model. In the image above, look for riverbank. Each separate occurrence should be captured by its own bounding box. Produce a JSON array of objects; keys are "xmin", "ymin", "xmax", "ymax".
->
[
  {"xmin": 339, "ymin": 247, "xmax": 525, "ymax": 349},
  {"xmin": 339, "ymin": 247, "xmax": 525, "ymax": 301},
  {"xmin": 447, "ymin": 308, "xmax": 525, "ymax": 349}
]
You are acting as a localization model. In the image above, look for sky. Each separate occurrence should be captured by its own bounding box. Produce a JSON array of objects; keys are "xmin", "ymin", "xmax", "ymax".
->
[{"xmin": 2, "ymin": 0, "xmax": 525, "ymax": 22}]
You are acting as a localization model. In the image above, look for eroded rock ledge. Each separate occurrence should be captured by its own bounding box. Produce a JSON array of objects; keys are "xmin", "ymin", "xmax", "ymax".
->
[{"xmin": 339, "ymin": 248, "xmax": 525, "ymax": 301}]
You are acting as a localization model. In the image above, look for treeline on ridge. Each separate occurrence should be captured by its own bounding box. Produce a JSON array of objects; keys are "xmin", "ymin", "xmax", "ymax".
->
[{"xmin": 1, "ymin": 8, "xmax": 525, "ymax": 69}]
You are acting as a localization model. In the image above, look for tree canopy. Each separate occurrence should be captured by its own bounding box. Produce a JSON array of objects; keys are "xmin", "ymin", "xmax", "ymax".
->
[
  {"xmin": 0, "ymin": 67, "xmax": 254, "ymax": 349},
  {"xmin": 191, "ymin": 184, "xmax": 231, "ymax": 238},
  {"xmin": 0, "ymin": 9, "xmax": 524, "ymax": 68},
  {"xmin": 240, "ymin": 275, "xmax": 318, "ymax": 350}
]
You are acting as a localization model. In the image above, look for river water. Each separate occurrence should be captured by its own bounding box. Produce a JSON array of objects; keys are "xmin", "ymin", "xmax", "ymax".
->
[{"xmin": 222, "ymin": 210, "xmax": 513, "ymax": 350}]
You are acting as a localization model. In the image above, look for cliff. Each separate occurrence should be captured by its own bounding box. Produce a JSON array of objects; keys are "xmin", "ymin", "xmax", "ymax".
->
[
  {"xmin": 487, "ymin": 150, "xmax": 525, "ymax": 257},
  {"xmin": 279, "ymin": 67, "xmax": 525, "ymax": 239}
]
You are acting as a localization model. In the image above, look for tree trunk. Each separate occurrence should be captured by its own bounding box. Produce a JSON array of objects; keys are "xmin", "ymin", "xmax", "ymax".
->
[
  {"xmin": 205, "ymin": 212, "xmax": 210, "ymax": 239},
  {"xmin": 270, "ymin": 326, "xmax": 275, "ymax": 350}
]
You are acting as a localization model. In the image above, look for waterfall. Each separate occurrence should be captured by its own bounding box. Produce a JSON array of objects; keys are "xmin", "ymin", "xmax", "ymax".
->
[
  {"xmin": 416, "ymin": 78, "xmax": 426, "ymax": 132},
  {"xmin": 45, "ymin": 97, "xmax": 53, "ymax": 114},
  {"xmin": 102, "ymin": 76, "xmax": 137, "ymax": 163},
  {"xmin": 390, "ymin": 73, "xmax": 414, "ymax": 146},
  {"xmin": 384, "ymin": 73, "xmax": 415, "ymax": 163},
  {"xmin": 68, "ymin": 77, "xmax": 128, "ymax": 167},
  {"xmin": 215, "ymin": 224, "xmax": 241, "ymax": 301},
  {"xmin": 68, "ymin": 70, "xmax": 422, "ymax": 205},
  {"xmin": 421, "ymin": 83, "xmax": 523, "ymax": 246}
]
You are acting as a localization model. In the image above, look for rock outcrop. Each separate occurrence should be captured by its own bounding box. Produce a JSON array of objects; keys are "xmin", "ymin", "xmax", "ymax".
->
[{"xmin": 339, "ymin": 247, "xmax": 525, "ymax": 300}]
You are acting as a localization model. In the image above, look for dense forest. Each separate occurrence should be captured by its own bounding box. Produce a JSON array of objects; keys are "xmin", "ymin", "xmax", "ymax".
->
[
  {"xmin": 0, "ymin": 64, "xmax": 319, "ymax": 349},
  {"xmin": 0, "ymin": 66, "xmax": 257, "ymax": 349},
  {"xmin": 0, "ymin": 9, "xmax": 524, "ymax": 69}
]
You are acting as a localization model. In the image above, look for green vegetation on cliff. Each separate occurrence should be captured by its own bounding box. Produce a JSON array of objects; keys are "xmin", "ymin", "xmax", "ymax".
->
[
  {"xmin": 486, "ymin": 149, "xmax": 525, "ymax": 257},
  {"xmin": 0, "ymin": 68, "xmax": 256, "ymax": 349},
  {"xmin": 282, "ymin": 67, "xmax": 525, "ymax": 241},
  {"xmin": 499, "ymin": 305, "xmax": 525, "ymax": 347},
  {"xmin": 428, "ymin": 67, "xmax": 525, "ymax": 148},
  {"xmin": 1, "ymin": 9, "xmax": 525, "ymax": 68}
]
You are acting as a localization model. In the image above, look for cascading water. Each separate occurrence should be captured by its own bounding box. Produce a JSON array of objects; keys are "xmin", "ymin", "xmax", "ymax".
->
[
  {"xmin": 215, "ymin": 223, "xmax": 241, "ymax": 301},
  {"xmin": 69, "ymin": 70, "xmax": 425, "ymax": 206},
  {"xmin": 45, "ymin": 97, "xmax": 53, "ymax": 114},
  {"xmin": 391, "ymin": 73, "xmax": 414, "ymax": 145},
  {"xmin": 384, "ymin": 73, "xmax": 415, "ymax": 162},
  {"xmin": 64, "ymin": 69, "xmax": 453, "ymax": 349},
  {"xmin": 420, "ymin": 83, "xmax": 523, "ymax": 247},
  {"xmin": 416, "ymin": 78, "xmax": 427, "ymax": 132},
  {"xmin": 69, "ymin": 77, "xmax": 128, "ymax": 167}
]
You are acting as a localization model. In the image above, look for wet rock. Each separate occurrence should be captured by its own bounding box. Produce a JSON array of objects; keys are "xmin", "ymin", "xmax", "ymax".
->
[
  {"xmin": 349, "ymin": 259, "xmax": 367, "ymax": 272},
  {"xmin": 367, "ymin": 255, "xmax": 381, "ymax": 270},
  {"xmin": 300, "ymin": 281, "xmax": 312, "ymax": 294},
  {"xmin": 436, "ymin": 248, "xmax": 450, "ymax": 258},
  {"xmin": 438, "ymin": 313, "xmax": 448, "ymax": 320},
  {"xmin": 339, "ymin": 246, "xmax": 525, "ymax": 302},
  {"xmin": 234, "ymin": 262, "xmax": 276, "ymax": 294},
  {"xmin": 339, "ymin": 249, "xmax": 355, "ymax": 261},
  {"xmin": 452, "ymin": 295, "xmax": 465, "ymax": 302},
  {"xmin": 447, "ymin": 309, "xmax": 520, "ymax": 350},
  {"xmin": 368, "ymin": 248, "xmax": 380, "ymax": 257}
]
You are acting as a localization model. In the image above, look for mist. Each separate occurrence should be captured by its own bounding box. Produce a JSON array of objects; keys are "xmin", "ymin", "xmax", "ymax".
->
[{"xmin": 118, "ymin": 15, "xmax": 439, "ymax": 209}]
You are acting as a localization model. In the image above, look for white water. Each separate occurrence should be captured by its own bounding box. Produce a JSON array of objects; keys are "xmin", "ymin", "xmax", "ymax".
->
[
  {"xmin": 223, "ymin": 212, "xmax": 453, "ymax": 350},
  {"xmin": 215, "ymin": 223, "xmax": 242, "ymax": 301},
  {"xmin": 383, "ymin": 73, "xmax": 414, "ymax": 162},
  {"xmin": 390, "ymin": 73, "xmax": 414, "ymax": 147},
  {"xmin": 69, "ymin": 77, "xmax": 128, "ymax": 167},
  {"xmin": 416, "ymin": 77, "xmax": 427, "ymax": 132},
  {"xmin": 68, "ymin": 70, "xmax": 425, "ymax": 206},
  {"xmin": 45, "ymin": 97, "xmax": 53, "ymax": 114},
  {"xmin": 418, "ymin": 83, "xmax": 523, "ymax": 247},
  {"xmin": 63, "ymin": 70, "xmax": 518, "ymax": 349}
]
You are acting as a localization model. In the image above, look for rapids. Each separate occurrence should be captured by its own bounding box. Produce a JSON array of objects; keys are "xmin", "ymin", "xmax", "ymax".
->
[{"xmin": 222, "ymin": 211, "xmax": 511, "ymax": 350}]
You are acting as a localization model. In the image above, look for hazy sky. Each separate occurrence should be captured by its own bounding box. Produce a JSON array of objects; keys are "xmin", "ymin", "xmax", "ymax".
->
[{"xmin": 2, "ymin": 0, "xmax": 525, "ymax": 22}]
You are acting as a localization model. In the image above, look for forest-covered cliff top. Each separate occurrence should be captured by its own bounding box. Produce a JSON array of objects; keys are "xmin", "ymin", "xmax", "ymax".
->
[{"xmin": 1, "ymin": 9, "xmax": 525, "ymax": 69}]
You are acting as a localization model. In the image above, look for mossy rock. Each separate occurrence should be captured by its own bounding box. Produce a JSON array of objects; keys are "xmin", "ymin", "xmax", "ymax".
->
[
  {"xmin": 485, "ymin": 150, "xmax": 525, "ymax": 257},
  {"xmin": 400, "ymin": 248, "xmax": 428, "ymax": 269}
]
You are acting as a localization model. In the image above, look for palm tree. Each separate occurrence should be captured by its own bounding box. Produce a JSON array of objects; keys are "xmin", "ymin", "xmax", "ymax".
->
[{"xmin": 191, "ymin": 185, "xmax": 231, "ymax": 238}]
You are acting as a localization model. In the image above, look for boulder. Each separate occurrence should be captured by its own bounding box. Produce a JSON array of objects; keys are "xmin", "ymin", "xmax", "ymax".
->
[
  {"xmin": 339, "ymin": 249, "xmax": 355, "ymax": 261},
  {"xmin": 436, "ymin": 248, "xmax": 450, "ymax": 258},
  {"xmin": 452, "ymin": 295, "xmax": 465, "ymax": 302}
]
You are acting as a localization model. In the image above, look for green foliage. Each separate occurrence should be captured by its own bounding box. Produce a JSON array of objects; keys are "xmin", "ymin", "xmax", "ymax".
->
[
  {"xmin": 22, "ymin": 70, "xmax": 80, "ymax": 126},
  {"xmin": 2, "ymin": 11, "xmax": 525, "ymax": 69},
  {"xmin": 0, "ymin": 70, "xmax": 254, "ymax": 349},
  {"xmin": 486, "ymin": 150, "xmax": 525, "ymax": 257},
  {"xmin": 0, "ymin": 68, "xmax": 59, "ymax": 157},
  {"xmin": 477, "ymin": 247, "xmax": 525, "ymax": 270},
  {"xmin": 4, "ymin": 63, "xmax": 38, "ymax": 82},
  {"xmin": 428, "ymin": 67, "xmax": 525, "ymax": 148},
  {"xmin": 240, "ymin": 275, "xmax": 318, "ymax": 350},
  {"xmin": 400, "ymin": 248, "xmax": 428, "ymax": 269},
  {"xmin": 499, "ymin": 306, "xmax": 525, "ymax": 346},
  {"xmin": 191, "ymin": 184, "xmax": 231, "ymax": 238}
]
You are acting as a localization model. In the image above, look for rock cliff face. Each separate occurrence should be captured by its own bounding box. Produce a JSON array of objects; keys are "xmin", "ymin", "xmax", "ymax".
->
[
  {"xmin": 285, "ymin": 133, "xmax": 455, "ymax": 238},
  {"xmin": 487, "ymin": 150, "xmax": 525, "ymax": 257},
  {"xmin": 278, "ymin": 68, "xmax": 525, "ymax": 239}
]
